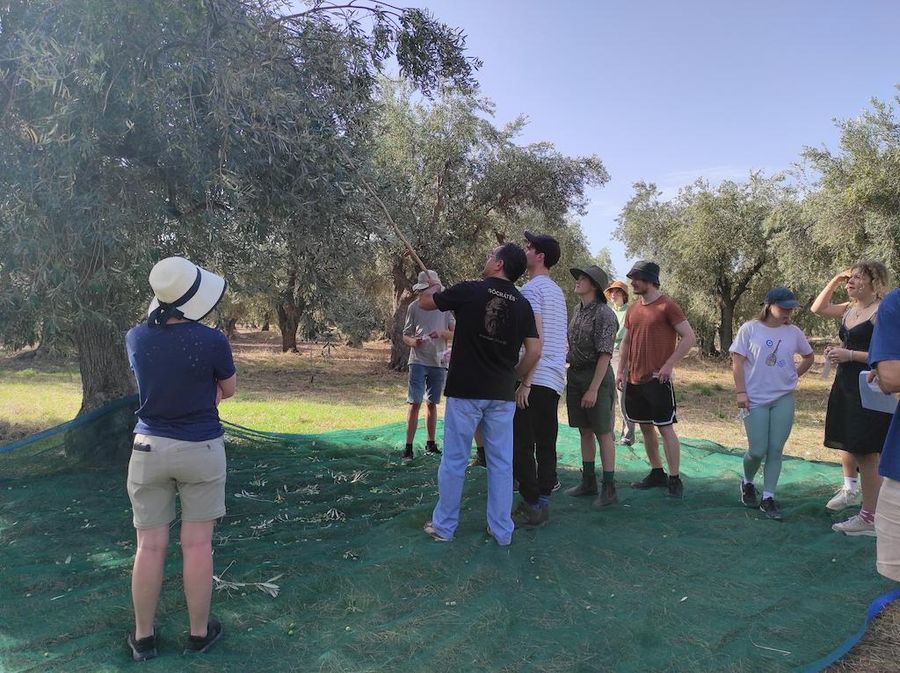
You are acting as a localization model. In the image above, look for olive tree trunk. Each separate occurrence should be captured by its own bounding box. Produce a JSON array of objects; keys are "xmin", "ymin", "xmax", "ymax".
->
[{"xmin": 64, "ymin": 319, "xmax": 138, "ymax": 465}]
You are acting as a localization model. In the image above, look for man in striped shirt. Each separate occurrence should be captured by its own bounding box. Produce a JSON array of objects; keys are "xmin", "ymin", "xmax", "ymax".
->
[{"xmin": 511, "ymin": 231, "xmax": 569, "ymax": 528}]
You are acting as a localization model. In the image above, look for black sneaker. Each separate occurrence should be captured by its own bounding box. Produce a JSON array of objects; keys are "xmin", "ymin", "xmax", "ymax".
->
[
  {"xmin": 401, "ymin": 449, "xmax": 414, "ymax": 462},
  {"xmin": 469, "ymin": 447, "xmax": 486, "ymax": 468},
  {"xmin": 425, "ymin": 442, "xmax": 441, "ymax": 455},
  {"xmin": 552, "ymin": 479, "xmax": 561, "ymax": 493},
  {"xmin": 631, "ymin": 469, "xmax": 668, "ymax": 489},
  {"xmin": 127, "ymin": 630, "xmax": 158, "ymax": 662},
  {"xmin": 740, "ymin": 481, "xmax": 759, "ymax": 508},
  {"xmin": 759, "ymin": 497, "xmax": 783, "ymax": 521},
  {"xmin": 511, "ymin": 501, "xmax": 548, "ymax": 529},
  {"xmin": 666, "ymin": 475, "xmax": 683, "ymax": 498},
  {"xmin": 184, "ymin": 618, "xmax": 223, "ymax": 654}
]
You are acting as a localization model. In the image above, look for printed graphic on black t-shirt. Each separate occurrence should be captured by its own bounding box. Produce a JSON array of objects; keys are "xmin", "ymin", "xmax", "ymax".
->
[{"xmin": 434, "ymin": 277, "xmax": 538, "ymax": 401}]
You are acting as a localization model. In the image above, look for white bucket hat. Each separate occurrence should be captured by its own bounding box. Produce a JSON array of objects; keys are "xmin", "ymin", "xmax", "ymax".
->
[
  {"xmin": 412, "ymin": 269, "xmax": 441, "ymax": 292},
  {"xmin": 147, "ymin": 256, "xmax": 226, "ymax": 326}
]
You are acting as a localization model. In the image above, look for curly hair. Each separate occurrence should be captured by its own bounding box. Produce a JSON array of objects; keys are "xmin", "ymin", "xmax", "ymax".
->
[{"xmin": 851, "ymin": 259, "xmax": 891, "ymax": 301}]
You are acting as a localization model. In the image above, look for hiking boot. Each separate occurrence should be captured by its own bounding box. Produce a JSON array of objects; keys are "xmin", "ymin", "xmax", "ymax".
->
[
  {"xmin": 741, "ymin": 481, "xmax": 759, "ymax": 508},
  {"xmin": 423, "ymin": 521, "xmax": 452, "ymax": 542},
  {"xmin": 826, "ymin": 487, "xmax": 862, "ymax": 512},
  {"xmin": 632, "ymin": 469, "xmax": 668, "ymax": 489},
  {"xmin": 469, "ymin": 447, "xmax": 486, "ymax": 468},
  {"xmin": 759, "ymin": 497, "xmax": 783, "ymax": 521},
  {"xmin": 425, "ymin": 441, "xmax": 441, "ymax": 455},
  {"xmin": 565, "ymin": 472, "xmax": 598, "ymax": 497},
  {"xmin": 832, "ymin": 513, "xmax": 875, "ymax": 537},
  {"xmin": 594, "ymin": 481, "xmax": 618, "ymax": 507},
  {"xmin": 184, "ymin": 618, "xmax": 223, "ymax": 654},
  {"xmin": 666, "ymin": 475, "xmax": 684, "ymax": 498},
  {"xmin": 512, "ymin": 501, "xmax": 548, "ymax": 529},
  {"xmin": 127, "ymin": 630, "xmax": 158, "ymax": 662}
]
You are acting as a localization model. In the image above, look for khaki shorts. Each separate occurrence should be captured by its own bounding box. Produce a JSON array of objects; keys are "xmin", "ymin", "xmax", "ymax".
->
[
  {"xmin": 876, "ymin": 477, "xmax": 900, "ymax": 582},
  {"xmin": 127, "ymin": 434, "xmax": 227, "ymax": 529}
]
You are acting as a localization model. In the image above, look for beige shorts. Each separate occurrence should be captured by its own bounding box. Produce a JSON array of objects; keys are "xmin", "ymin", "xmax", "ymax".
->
[
  {"xmin": 127, "ymin": 434, "xmax": 227, "ymax": 529},
  {"xmin": 876, "ymin": 477, "xmax": 900, "ymax": 582}
]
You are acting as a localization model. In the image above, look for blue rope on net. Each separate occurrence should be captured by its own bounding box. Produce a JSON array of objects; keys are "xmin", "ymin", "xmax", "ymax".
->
[
  {"xmin": 0, "ymin": 394, "xmax": 139, "ymax": 454},
  {"xmin": 800, "ymin": 587, "xmax": 900, "ymax": 672}
]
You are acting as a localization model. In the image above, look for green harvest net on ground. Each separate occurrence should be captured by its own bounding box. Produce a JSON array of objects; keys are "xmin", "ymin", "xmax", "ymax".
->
[{"xmin": 1, "ymin": 416, "xmax": 896, "ymax": 673}]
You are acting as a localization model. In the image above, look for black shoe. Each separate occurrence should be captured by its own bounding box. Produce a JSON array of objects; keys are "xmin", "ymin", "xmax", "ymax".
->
[
  {"xmin": 759, "ymin": 497, "xmax": 783, "ymax": 521},
  {"xmin": 401, "ymin": 449, "xmax": 414, "ymax": 462},
  {"xmin": 565, "ymin": 472, "xmax": 598, "ymax": 497},
  {"xmin": 740, "ymin": 481, "xmax": 759, "ymax": 508},
  {"xmin": 512, "ymin": 501, "xmax": 549, "ymax": 529},
  {"xmin": 631, "ymin": 469, "xmax": 668, "ymax": 489},
  {"xmin": 184, "ymin": 618, "xmax": 223, "ymax": 654},
  {"xmin": 552, "ymin": 479, "xmax": 561, "ymax": 492},
  {"xmin": 425, "ymin": 442, "xmax": 441, "ymax": 455},
  {"xmin": 469, "ymin": 447, "xmax": 486, "ymax": 468},
  {"xmin": 666, "ymin": 475, "xmax": 684, "ymax": 498},
  {"xmin": 127, "ymin": 630, "xmax": 158, "ymax": 662},
  {"xmin": 594, "ymin": 481, "xmax": 618, "ymax": 507}
]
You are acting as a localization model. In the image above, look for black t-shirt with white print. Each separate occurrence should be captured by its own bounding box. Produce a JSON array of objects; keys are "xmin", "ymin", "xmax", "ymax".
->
[{"xmin": 434, "ymin": 277, "xmax": 538, "ymax": 401}]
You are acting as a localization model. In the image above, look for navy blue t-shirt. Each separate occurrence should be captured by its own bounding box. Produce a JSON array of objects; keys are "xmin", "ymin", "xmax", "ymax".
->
[
  {"xmin": 869, "ymin": 288, "xmax": 900, "ymax": 481},
  {"xmin": 434, "ymin": 277, "xmax": 538, "ymax": 401},
  {"xmin": 126, "ymin": 322, "xmax": 236, "ymax": 441}
]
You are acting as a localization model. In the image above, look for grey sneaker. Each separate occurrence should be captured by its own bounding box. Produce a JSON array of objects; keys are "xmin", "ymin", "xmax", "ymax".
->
[
  {"xmin": 759, "ymin": 497, "xmax": 783, "ymax": 521},
  {"xmin": 741, "ymin": 481, "xmax": 759, "ymax": 508},
  {"xmin": 826, "ymin": 487, "xmax": 862, "ymax": 512},
  {"xmin": 423, "ymin": 521, "xmax": 452, "ymax": 542},
  {"xmin": 832, "ymin": 513, "xmax": 875, "ymax": 537}
]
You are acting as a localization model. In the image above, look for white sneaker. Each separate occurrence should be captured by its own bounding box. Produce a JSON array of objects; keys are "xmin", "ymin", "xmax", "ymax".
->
[
  {"xmin": 832, "ymin": 513, "xmax": 876, "ymax": 537},
  {"xmin": 825, "ymin": 488, "xmax": 862, "ymax": 512}
]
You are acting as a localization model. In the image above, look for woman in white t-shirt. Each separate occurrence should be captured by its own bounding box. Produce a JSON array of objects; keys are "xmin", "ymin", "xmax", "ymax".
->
[{"xmin": 730, "ymin": 288, "xmax": 815, "ymax": 520}]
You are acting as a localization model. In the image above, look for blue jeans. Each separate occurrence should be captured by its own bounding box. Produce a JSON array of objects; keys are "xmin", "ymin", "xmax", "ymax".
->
[
  {"xmin": 407, "ymin": 364, "xmax": 447, "ymax": 405},
  {"xmin": 430, "ymin": 397, "xmax": 516, "ymax": 545},
  {"xmin": 743, "ymin": 392, "xmax": 795, "ymax": 495}
]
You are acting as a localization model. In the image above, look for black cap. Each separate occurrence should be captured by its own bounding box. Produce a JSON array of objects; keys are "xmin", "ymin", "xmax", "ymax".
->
[
  {"xmin": 524, "ymin": 231, "xmax": 561, "ymax": 268},
  {"xmin": 569, "ymin": 265, "xmax": 609, "ymax": 292},
  {"xmin": 762, "ymin": 287, "xmax": 800, "ymax": 309},
  {"xmin": 626, "ymin": 261, "xmax": 661, "ymax": 285}
]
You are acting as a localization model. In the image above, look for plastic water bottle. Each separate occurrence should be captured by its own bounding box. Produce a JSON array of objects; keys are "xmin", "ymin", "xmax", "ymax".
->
[
  {"xmin": 821, "ymin": 358, "xmax": 832, "ymax": 379},
  {"xmin": 737, "ymin": 408, "xmax": 750, "ymax": 421}
]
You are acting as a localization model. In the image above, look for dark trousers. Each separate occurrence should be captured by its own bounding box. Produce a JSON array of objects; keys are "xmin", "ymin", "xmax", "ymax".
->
[{"xmin": 513, "ymin": 384, "xmax": 560, "ymax": 505}]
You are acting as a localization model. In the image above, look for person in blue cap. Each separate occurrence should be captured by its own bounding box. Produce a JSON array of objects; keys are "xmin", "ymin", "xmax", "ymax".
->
[{"xmin": 730, "ymin": 288, "xmax": 815, "ymax": 519}]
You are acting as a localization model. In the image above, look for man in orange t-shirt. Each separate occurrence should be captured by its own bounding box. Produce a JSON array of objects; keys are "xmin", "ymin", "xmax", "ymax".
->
[{"xmin": 616, "ymin": 261, "xmax": 696, "ymax": 498}]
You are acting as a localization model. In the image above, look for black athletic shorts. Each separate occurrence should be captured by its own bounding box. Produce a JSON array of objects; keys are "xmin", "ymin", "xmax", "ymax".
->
[{"xmin": 623, "ymin": 378, "xmax": 677, "ymax": 426}]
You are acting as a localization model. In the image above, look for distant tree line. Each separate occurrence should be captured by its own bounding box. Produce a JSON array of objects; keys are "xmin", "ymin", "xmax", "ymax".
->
[{"xmin": 617, "ymin": 92, "xmax": 900, "ymax": 354}]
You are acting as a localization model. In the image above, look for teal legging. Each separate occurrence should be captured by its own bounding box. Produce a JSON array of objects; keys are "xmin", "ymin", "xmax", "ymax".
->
[{"xmin": 743, "ymin": 392, "xmax": 795, "ymax": 495}]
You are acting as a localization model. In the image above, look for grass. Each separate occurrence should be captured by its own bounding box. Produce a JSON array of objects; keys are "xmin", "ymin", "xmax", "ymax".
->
[{"xmin": 1, "ymin": 328, "xmax": 898, "ymax": 671}]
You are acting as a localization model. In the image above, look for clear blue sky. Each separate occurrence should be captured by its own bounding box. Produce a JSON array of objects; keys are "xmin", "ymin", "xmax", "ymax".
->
[{"xmin": 411, "ymin": 0, "xmax": 900, "ymax": 277}]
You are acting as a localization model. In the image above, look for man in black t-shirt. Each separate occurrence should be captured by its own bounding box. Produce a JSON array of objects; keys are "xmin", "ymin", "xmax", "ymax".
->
[{"xmin": 418, "ymin": 243, "xmax": 540, "ymax": 546}]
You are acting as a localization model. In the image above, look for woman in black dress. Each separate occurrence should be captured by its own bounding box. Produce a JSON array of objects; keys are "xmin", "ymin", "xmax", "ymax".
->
[{"xmin": 812, "ymin": 260, "xmax": 892, "ymax": 536}]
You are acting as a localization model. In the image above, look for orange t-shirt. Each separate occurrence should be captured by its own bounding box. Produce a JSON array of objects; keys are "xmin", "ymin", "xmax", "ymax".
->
[{"xmin": 623, "ymin": 295, "xmax": 687, "ymax": 384}]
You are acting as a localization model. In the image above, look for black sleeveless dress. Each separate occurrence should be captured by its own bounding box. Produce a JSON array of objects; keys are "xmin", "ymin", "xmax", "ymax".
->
[{"xmin": 823, "ymin": 318, "xmax": 892, "ymax": 454}]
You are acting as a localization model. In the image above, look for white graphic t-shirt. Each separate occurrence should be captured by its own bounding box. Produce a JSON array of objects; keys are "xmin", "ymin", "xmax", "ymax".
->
[{"xmin": 729, "ymin": 321, "xmax": 813, "ymax": 408}]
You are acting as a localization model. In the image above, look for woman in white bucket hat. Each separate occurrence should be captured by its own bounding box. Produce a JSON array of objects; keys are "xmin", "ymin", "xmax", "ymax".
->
[{"xmin": 124, "ymin": 257, "xmax": 234, "ymax": 660}]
